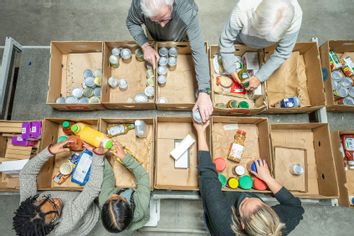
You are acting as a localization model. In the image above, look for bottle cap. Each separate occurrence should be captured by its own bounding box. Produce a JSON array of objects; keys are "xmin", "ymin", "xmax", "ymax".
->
[
  {"xmin": 71, "ymin": 124, "xmax": 80, "ymax": 133},
  {"xmin": 239, "ymin": 175, "xmax": 253, "ymax": 190},
  {"xmin": 57, "ymin": 135, "xmax": 68, "ymax": 143},
  {"xmin": 62, "ymin": 121, "xmax": 71, "ymax": 128},
  {"xmin": 103, "ymin": 140, "xmax": 113, "ymax": 149},
  {"xmin": 227, "ymin": 177, "xmax": 239, "ymax": 189},
  {"xmin": 251, "ymin": 161, "xmax": 257, "ymax": 173},
  {"xmin": 128, "ymin": 124, "xmax": 135, "ymax": 129},
  {"xmin": 235, "ymin": 165, "xmax": 245, "ymax": 176},
  {"xmin": 253, "ymin": 177, "xmax": 267, "ymax": 191},
  {"xmin": 214, "ymin": 157, "xmax": 226, "ymax": 172},
  {"xmin": 218, "ymin": 174, "xmax": 227, "ymax": 188}
]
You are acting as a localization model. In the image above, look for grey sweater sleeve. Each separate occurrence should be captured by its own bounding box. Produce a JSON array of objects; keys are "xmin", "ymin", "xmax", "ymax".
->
[
  {"xmin": 126, "ymin": 0, "xmax": 149, "ymax": 46},
  {"xmin": 255, "ymin": 31, "xmax": 299, "ymax": 82},
  {"xmin": 71, "ymin": 153, "xmax": 104, "ymax": 218},
  {"xmin": 19, "ymin": 147, "xmax": 53, "ymax": 202}
]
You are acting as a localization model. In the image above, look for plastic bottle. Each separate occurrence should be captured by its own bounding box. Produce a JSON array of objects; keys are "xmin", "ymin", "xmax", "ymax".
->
[
  {"xmin": 62, "ymin": 121, "xmax": 75, "ymax": 135},
  {"xmin": 71, "ymin": 123, "xmax": 113, "ymax": 149},
  {"xmin": 228, "ymin": 129, "xmax": 247, "ymax": 162},
  {"xmin": 107, "ymin": 124, "xmax": 135, "ymax": 137}
]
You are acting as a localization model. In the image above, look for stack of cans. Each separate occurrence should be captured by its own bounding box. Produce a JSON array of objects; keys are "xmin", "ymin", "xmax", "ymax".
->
[
  {"xmin": 331, "ymin": 70, "xmax": 354, "ymax": 106},
  {"xmin": 56, "ymin": 69, "xmax": 102, "ymax": 104}
]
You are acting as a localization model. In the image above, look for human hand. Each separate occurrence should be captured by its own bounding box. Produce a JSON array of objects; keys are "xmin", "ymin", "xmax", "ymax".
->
[
  {"xmin": 193, "ymin": 93, "xmax": 213, "ymax": 123},
  {"xmin": 111, "ymin": 140, "xmax": 126, "ymax": 160},
  {"xmin": 142, "ymin": 43, "xmax": 159, "ymax": 69},
  {"xmin": 83, "ymin": 142, "xmax": 108, "ymax": 156},
  {"xmin": 243, "ymin": 76, "xmax": 261, "ymax": 91},
  {"xmin": 193, "ymin": 120, "xmax": 210, "ymax": 135},
  {"xmin": 250, "ymin": 159, "xmax": 273, "ymax": 182},
  {"xmin": 49, "ymin": 140, "xmax": 72, "ymax": 155},
  {"xmin": 230, "ymin": 71, "xmax": 241, "ymax": 84}
]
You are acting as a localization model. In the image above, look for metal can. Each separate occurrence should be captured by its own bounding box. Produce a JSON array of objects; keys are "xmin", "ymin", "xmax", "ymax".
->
[
  {"xmin": 159, "ymin": 57, "xmax": 168, "ymax": 66},
  {"xmin": 146, "ymin": 77, "xmax": 155, "ymax": 87},
  {"xmin": 83, "ymin": 69, "xmax": 94, "ymax": 79},
  {"xmin": 135, "ymin": 48, "xmax": 144, "ymax": 62},
  {"xmin": 192, "ymin": 109, "xmax": 203, "ymax": 124},
  {"xmin": 331, "ymin": 70, "xmax": 345, "ymax": 81},
  {"xmin": 72, "ymin": 87, "xmax": 83, "ymax": 98},
  {"xmin": 94, "ymin": 69, "xmax": 102, "ymax": 78},
  {"xmin": 157, "ymin": 75, "xmax": 167, "ymax": 87},
  {"xmin": 227, "ymin": 100, "xmax": 238, "ymax": 108},
  {"xmin": 338, "ymin": 97, "xmax": 354, "ymax": 106},
  {"xmin": 119, "ymin": 79, "xmax": 128, "ymax": 91},
  {"xmin": 341, "ymin": 77, "xmax": 353, "ymax": 88},
  {"xmin": 280, "ymin": 96, "xmax": 301, "ymax": 108},
  {"xmin": 79, "ymin": 97, "xmax": 89, "ymax": 104},
  {"xmin": 290, "ymin": 164, "xmax": 304, "ymax": 176},
  {"xmin": 94, "ymin": 77, "xmax": 101, "ymax": 86},
  {"xmin": 65, "ymin": 96, "xmax": 79, "ymax": 104},
  {"xmin": 159, "ymin": 47, "xmax": 168, "ymax": 57},
  {"xmin": 84, "ymin": 77, "xmax": 96, "ymax": 88},
  {"xmin": 108, "ymin": 76, "xmax": 119, "ymax": 88},
  {"xmin": 349, "ymin": 87, "xmax": 354, "ymax": 98},
  {"xmin": 121, "ymin": 48, "xmax": 132, "ymax": 63},
  {"xmin": 158, "ymin": 97, "xmax": 168, "ymax": 103},
  {"xmin": 82, "ymin": 87, "xmax": 94, "ymax": 97},
  {"xmin": 109, "ymin": 55, "xmax": 119, "ymax": 68},
  {"xmin": 333, "ymin": 86, "xmax": 349, "ymax": 98},
  {"xmin": 56, "ymin": 96, "xmax": 66, "ymax": 104},
  {"xmin": 146, "ymin": 68, "xmax": 154, "ymax": 79},
  {"xmin": 135, "ymin": 120, "xmax": 147, "ymax": 138},
  {"xmin": 134, "ymin": 93, "xmax": 148, "ymax": 103},
  {"xmin": 94, "ymin": 87, "xmax": 101, "ymax": 97},
  {"xmin": 332, "ymin": 80, "xmax": 340, "ymax": 90},
  {"xmin": 111, "ymin": 47, "xmax": 121, "ymax": 57},
  {"xmin": 168, "ymin": 47, "xmax": 177, "ymax": 57},
  {"xmin": 168, "ymin": 57, "xmax": 177, "ymax": 71},
  {"xmin": 157, "ymin": 66, "xmax": 168, "ymax": 76},
  {"xmin": 144, "ymin": 86, "xmax": 155, "ymax": 99},
  {"xmin": 88, "ymin": 96, "xmax": 100, "ymax": 104}
]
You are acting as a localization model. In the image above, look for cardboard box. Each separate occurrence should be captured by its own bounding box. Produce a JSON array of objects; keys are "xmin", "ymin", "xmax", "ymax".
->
[
  {"xmin": 0, "ymin": 121, "xmax": 41, "ymax": 191},
  {"xmin": 320, "ymin": 40, "xmax": 354, "ymax": 112},
  {"xmin": 155, "ymin": 116, "xmax": 208, "ymax": 190},
  {"xmin": 101, "ymin": 41, "xmax": 156, "ymax": 110},
  {"xmin": 155, "ymin": 42, "xmax": 207, "ymax": 111},
  {"xmin": 265, "ymin": 42, "xmax": 325, "ymax": 113},
  {"xmin": 208, "ymin": 44, "xmax": 267, "ymax": 115},
  {"xmin": 270, "ymin": 123, "xmax": 338, "ymax": 199},
  {"xmin": 38, "ymin": 118, "xmax": 99, "ymax": 190},
  {"xmin": 99, "ymin": 118, "xmax": 155, "ymax": 189},
  {"xmin": 47, "ymin": 41, "xmax": 105, "ymax": 110},
  {"xmin": 331, "ymin": 130, "xmax": 354, "ymax": 207},
  {"xmin": 211, "ymin": 116, "xmax": 272, "ymax": 193}
]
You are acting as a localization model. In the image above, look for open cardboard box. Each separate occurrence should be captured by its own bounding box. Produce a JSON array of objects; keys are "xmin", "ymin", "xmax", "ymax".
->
[
  {"xmin": 0, "ymin": 121, "xmax": 41, "ymax": 191},
  {"xmin": 155, "ymin": 116, "xmax": 209, "ymax": 190},
  {"xmin": 101, "ymin": 41, "xmax": 156, "ymax": 110},
  {"xmin": 38, "ymin": 118, "xmax": 99, "ymax": 191},
  {"xmin": 47, "ymin": 41, "xmax": 105, "ymax": 110},
  {"xmin": 331, "ymin": 130, "xmax": 354, "ymax": 207},
  {"xmin": 319, "ymin": 40, "xmax": 354, "ymax": 112},
  {"xmin": 155, "ymin": 42, "xmax": 207, "ymax": 111},
  {"xmin": 99, "ymin": 118, "xmax": 155, "ymax": 189},
  {"xmin": 270, "ymin": 123, "xmax": 338, "ymax": 199},
  {"xmin": 208, "ymin": 45, "xmax": 267, "ymax": 115},
  {"xmin": 211, "ymin": 116, "xmax": 272, "ymax": 193},
  {"xmin": 265, "ymin": 42, "xmax": 325, "ymax": 113}
]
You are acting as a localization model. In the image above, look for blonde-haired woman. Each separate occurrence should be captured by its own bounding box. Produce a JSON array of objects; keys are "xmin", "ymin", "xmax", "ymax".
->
[
  {"xmin": 194, "ymin": 121, "xmax": 304, "ymax": 236},
  {"xmin": 219, "ymin": 0, "xmax": 302, "ymax": 91}
]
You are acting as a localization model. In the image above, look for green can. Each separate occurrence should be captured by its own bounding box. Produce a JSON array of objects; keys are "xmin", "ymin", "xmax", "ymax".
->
[
  {"xmin": 239, "ymin": 175, "xmax": 253, "ymax": 190},
  {"xmin": 238, "ymin": 101, "xmax": 250, "ymax": 109},
  {"xmin": 227, "ymin": 100, "xmax": 238, "ymax": 108},
  {"xmin": 218, "ymin": 174, "xmax": 227, "ymax": 188}
]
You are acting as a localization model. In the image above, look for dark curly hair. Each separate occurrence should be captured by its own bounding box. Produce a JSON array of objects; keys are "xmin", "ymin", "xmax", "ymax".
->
[{"xmin": 13, "ymin": 194, "xmax": 59, "ymax": 236}]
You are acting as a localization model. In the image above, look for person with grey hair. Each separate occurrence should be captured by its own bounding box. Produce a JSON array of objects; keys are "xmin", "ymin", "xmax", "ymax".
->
[
  {"xmin": 126, "ymin": 0, "xmax": 213, "ymax": 122},
  {"xmin": 219, "ymin": 0, "xmax": 303, "ymax": 91}
]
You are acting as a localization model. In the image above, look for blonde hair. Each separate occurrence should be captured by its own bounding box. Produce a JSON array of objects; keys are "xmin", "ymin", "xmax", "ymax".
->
[
  {"xmin": 231, "ymin": 204, "xmax": 285, "ymax": 236},
  {"xmin": 250, "ymin": 0, "xmax": 295, "ymax": 42}
]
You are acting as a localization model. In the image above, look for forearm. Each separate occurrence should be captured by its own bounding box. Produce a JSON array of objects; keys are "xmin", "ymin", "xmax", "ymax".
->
[
  {"xmin": 263, "ymin": 176, "xmax": 282, "ymax": 195},
  {"xmin": 99, "ymin": 159, "xmax": 116, "ymax": 206},
  {"xmin": 122, "ymin": 154, "xmax": 149, "ymax": 188},
  {"xmin": 81, "ymin": 154, "xmax": 104, "ymax": 199},
  {"xmin": 126, "ymin": 2, "xmax": 149, "ymax": 46},
  {"xmin": 197, "ymin": 133, "xmax": 209, "ymax": 151}
]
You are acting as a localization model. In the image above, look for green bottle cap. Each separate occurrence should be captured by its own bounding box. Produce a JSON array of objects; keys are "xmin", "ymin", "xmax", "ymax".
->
[
  {"xmin": 128, "ymin": 124, "xmax": 135, "ymax": 129},
  {"xmin": 238, "ymin": 101, "xmax": 250, "ymax": 109},
  {"xmin": 71, "ymin": 124, "xmax": 80, "ymax": 133},
  {"xmin": 103, "ymin": 140, "xmax": 113, "ymax": 149},
  {"xmin": 57, "ymin": 135, "xmax": 68, "ymax": 143},
  {"xmin": 218, "ymin": 174, "xmax": 227, "ymax": 188},
  {"xmin": 239, "ymin": 175, "xmax": 253, "ymax": 190},
  {"xmin": 242, "ymin": 81, "xmax": 250, "ymax": 88},
  {"xmin": 62, "ymin": 121, "xmax": 70, "ymax": 128}
]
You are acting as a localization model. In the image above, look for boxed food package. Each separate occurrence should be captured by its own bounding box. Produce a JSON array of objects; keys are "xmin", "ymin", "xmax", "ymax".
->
[
  {"xmin": 101, "ymin": 41, "xmax": 156, "ymax": 110},
  {"xmin": 320, "ymin": 40, "xmax": 354, "ymax": 111},
  {"xmin": 47, "ymin": 41, "xmax": 104, "ymax": 110},
  {"xmin": 265, "ymin": 42, "xmax": 325, "ymax": 113}
]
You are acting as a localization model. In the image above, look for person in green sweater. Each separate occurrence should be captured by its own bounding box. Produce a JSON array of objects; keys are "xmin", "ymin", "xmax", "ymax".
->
[{"xmin": 99, "ymin": 140, "xmax": 151, "ymax": 233}]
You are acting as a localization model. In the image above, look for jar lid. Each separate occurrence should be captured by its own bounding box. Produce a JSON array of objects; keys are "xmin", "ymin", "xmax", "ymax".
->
[
  {"xmin": 238, "ymin": 101, "xmax": 250, "ymax": 109},
  {"xmin": 214, "ymin": 157, "xmax": 226, "ymax": 172},
  {"xmin": 239, "ymin": 175, "xmax": 253, "ymax": 190},
  {"xmin": 218, "ymin": 174, "xmax": 227, "ymax": 188},
  {"xmin": 228, "ymin": 177, "xmax": 239, "ymax": 189},
  {"xmin": 253, "ymin": 177, "xmax": 267, "ymax": 191}
]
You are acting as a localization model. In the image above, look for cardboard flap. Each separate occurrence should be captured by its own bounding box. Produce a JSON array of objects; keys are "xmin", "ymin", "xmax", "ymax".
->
[{"xmin": 297, "ymin": 55, "xmax": 311, "ymax": 106}]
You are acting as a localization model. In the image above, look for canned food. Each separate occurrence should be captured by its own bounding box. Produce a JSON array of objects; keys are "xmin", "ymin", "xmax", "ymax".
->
[
  {"xmin": 83, "ymin": 69, "xmax": 94, "ymax": 79},
  {"xmin": 94, "ymin": 87, "xmax": 101, "ymax": 97},
  {"xmin": 108, "ymin": 76, "xmax": 119, "ymax": 88},
  {"xmin": 79, "ymin": 97, "xmax": 89, "ymax": 104},
  {"xmin": 159, "ymin": 57, "xmax": 168, "ymax": 66},
  {"xmin": 121, "ymin": 48, "xmax": 132, "ymax": 63},
  {"xmin": 332, "ymin": 80, "xmax": 340, "ymax": 90},
  {"xmin": 157, "ymin": 75, "xmax": 167, "ymax": 86},
  {"xmin": 72, "ymin": 87, "xmax": 83, "ymax": 98},
  {"xmin": 65, "ymin": 96, "xmax": 79, "ymax": 104},
  {"xmin": 146, "ymin": 77, "xmax": 155, "ymax": 86},
  {"xmin": 333, "ymin": 87, "xmax": 349, "ymax": 98},
  {"xmin": 82, "ymin": 87, "xmax": 94, "ymax": 97},
  {"xmin": 56, "ymin": 96, "xmax": 66, "ymax": 104},
  {"xmin": 159, "ymin": 47, "xmax": 168, "ymax": 57},
  {"xmin": 338, "ymin": 97, "xmax": 354, "ymax": 106},
  {"xmin": 109, "ymin": 55, "xmax": 119, "ymax": 68},
  {"xmin": 135, "ymin": 120, "xmax": 147, "ymax": 138},
  {"xmin": 144, "ymin": 86, "xmax": 155, "ymax": 99},
  {"xmin": 94, "ymin": 69, "xmax": 102, "ymax": 78},
  {"xmin": 168, "ymin": 47, "xmax": 177, "ymax": 57},
  {"xmin": 158, "ymin": 97, "xmax": 168, "ymax": 103},
  {"xmin": 192, "ymin": 109, "xmax": 203, "ymax": 124},
  {"xmin": 111, "ymin": 47, "xmax": 121, "ymax": 57},
  {"xmin": 84, "ymin": 77, "xmax": 96, "ymax": 88},
  {"xmin": 331, "ymin": 70, "xmax": 345, "ymax": 81},
  {"xmin": 168, "ymin": 57, "xmax": 177, "ymax": 71},
  {"xmin": 94, "ymin": 77, "xmax": 101, "ymax": 86},
  {"xmin": 146, "ymin": 68, "xmax": 154, "ymax": 79},
  {"xmin": 134, "ymin": 93, "xmax": 148, "ymax": 103},
  {"xmin": 157, "ymin": 66, "xmax": 168, "ymax": 76},
  {"xmin": 290, "ymin": 164, "xmax": 304, "ymax": 176},
  {"xmin": 88, "ymin": 96, "xmax": 100, "ymax": 104},
  {"xmin": 119, "ymin": 79, "xmax": 128, "ymax": 91},
  {"xmin": 135, "ymin": 48, "xmax": 144, "ymax": 62},
  {"xmin": 349, "ymin": 87, "xmax": 354, "ymax": 98},
  {"xmin": 341, "ymin": 77, "xmax": 353, "ymax": 88}
]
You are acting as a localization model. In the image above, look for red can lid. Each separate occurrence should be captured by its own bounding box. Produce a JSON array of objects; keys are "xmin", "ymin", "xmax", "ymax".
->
[
  {"xmin": 236, "ymin": 129, "xmax": 246, "ymax": 135},
  {"xmin": 214, "ymin": 157, "xmax": 226, "ymax": 172},
  {"xmin": 253, "ymin": 177, "xmax": 268, "ymax": 191}
]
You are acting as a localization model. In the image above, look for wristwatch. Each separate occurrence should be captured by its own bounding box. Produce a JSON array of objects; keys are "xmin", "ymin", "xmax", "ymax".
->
[{"xmin": 197, "ymin": 88, "xmax": 211, "ymax": 95}]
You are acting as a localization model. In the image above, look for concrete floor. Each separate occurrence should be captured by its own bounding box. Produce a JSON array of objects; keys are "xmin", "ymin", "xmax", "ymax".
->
[{"xmin": 1, "ymin": 0, "xmax": 354, "ymax": 235}]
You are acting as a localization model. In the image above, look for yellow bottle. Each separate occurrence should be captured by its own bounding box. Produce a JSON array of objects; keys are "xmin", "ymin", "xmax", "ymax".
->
[{"xmin": 71, "ymin": 123, "xmax": 113, "ymax": 149}]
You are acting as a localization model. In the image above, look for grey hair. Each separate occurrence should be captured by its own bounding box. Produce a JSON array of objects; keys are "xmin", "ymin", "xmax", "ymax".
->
[
  {"xmin": 250, "ymin": 0, "xmax": 295, "ymax": 42},
  {"xmin": 140, "ymin": 0, "xmax": 174, "ymax": 18}
]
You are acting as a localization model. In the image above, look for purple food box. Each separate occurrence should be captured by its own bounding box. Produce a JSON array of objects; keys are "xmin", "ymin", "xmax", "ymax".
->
[
  {"xmin": 12, "ymin": 135, "xmax": 36, "ymax": 146},
  {"xmin": 21, "ymin": 122, "xmax": 31, "ymax": 139},
  {"xmin": 29, "ymin": 121, "xmax": 42, "ymax": 140}
]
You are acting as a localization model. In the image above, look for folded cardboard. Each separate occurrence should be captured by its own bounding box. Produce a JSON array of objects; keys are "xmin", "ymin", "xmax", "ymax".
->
[
  {"xmin": 155, "ymin": 42, "xmax": 206, "ymax": 111},
  {"xmin": 38, "ymin": 118, "xmax": 99, "ymax": 190},
  {"xmin": 320, "ymin": 40, "xmax": 354, "ymax": 112},
  {"xmin": 331, "ymin": 130, "xmax": 354, "ymax": 207},
  {"xmin": 99, "ymin": 118, "xmax": 155, "ymax": 189},
  {"xmin": 155, "ymin": 116, "xmax": 206, "ymax": 190},
  {"xmin": 270, "ymin": 123, "xmax": 338, "ymax": 199},
  {"xmin": 208, "ymin": 45, "xmax": 267, "ymax": 115},
  {"xmin": 265, "ymin": 42, "xmax": 325, "ymax": 113},
  {"xmin": 101, "ymin": 41, "xmax": 156, "ymax": 110},
  {"xmin": 47, "ymin": 41, "xmax": 104, "ymax": 110},
  {"xmin": 211, "ymin": 116, "xmax": 272, "ymax": 193}
]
